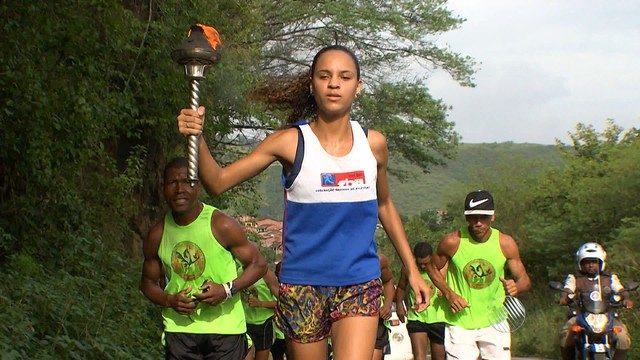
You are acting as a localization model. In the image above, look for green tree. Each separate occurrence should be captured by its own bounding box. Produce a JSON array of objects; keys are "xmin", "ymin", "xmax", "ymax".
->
[
  {"xmin": 524, "ymin": 122, "xmax": 640, "ymax": 279},
  {"xmin": 249, "ymin": 0, "xmax": 474, "ymax": 168}
]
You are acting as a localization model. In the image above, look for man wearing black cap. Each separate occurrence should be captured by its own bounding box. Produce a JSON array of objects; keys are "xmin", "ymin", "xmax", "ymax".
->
[{"xmin": 425, "ymin": 190, "xmax": 531, "ymax": 359}]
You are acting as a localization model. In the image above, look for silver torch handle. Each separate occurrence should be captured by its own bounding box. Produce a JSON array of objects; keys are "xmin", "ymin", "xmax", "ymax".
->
[{"xmin": 188, "ymin": 78, "xmax": 201, "ymax": 184}]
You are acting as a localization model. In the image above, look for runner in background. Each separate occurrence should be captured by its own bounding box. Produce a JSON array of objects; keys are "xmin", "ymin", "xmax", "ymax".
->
[
  {"xmin": 240, "ymin": 266, "xmax": 279, "ymax": 360},
  {"xmin": 396, "ymin": 242, "xmax": 446, "ymax": 360},
  {"xmin": 140, "ymin": 157, "xmax": 267, "ymax": 359}
]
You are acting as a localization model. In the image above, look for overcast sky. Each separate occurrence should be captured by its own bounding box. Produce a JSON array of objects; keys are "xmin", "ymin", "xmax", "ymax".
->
[{"xmin": 424, "ymin": 0, "xmax": 640, "ymax": 144}]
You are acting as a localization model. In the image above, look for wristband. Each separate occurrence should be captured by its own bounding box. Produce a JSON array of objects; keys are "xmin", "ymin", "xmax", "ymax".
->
[
  {"xmin": 222, "ymin": 282, "xmax": 232, "ymax": 300},
  {"xmin": 227, "ymin": 280, "xmax": 238, "ymax": 295}
]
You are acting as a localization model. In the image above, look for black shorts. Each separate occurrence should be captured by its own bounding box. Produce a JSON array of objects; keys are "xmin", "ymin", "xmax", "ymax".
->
[
  {"xmin": 406, "ymin": 320, "xmax": 446, "ymax": 345},
  {"xmin": 247, "ymin": 316, "xmax": 275, "ymax": 351},
  {"xmin": 270, "ymin": 338, "xmax": 286, "ymax": 358},
  {"xmin": 164, "ymin": 332, "xmax": 247, "ymax": 360},
  {"xmin": 375, "ymin": 318, "xmax": 390, "ymax": 352}
]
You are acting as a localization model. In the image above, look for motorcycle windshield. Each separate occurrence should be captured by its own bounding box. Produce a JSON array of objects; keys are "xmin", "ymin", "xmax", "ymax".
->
[{"xmin": 580, "ymin": 291, "xmax": 607, "ymax": 314}]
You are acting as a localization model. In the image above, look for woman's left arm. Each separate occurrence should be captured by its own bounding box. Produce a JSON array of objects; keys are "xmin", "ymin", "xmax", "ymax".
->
[{"xmin": 369, "ymin": 130, "xmax": 430, "ymax": 311}]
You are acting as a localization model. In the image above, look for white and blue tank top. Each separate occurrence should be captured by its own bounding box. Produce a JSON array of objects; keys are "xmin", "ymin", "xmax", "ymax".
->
[{"xmin": 279, "ymin": 120, "xmax": 381, "ymax": 286}]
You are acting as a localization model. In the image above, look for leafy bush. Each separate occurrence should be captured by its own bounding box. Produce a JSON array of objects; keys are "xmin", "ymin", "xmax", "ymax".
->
[{"xmin": 0, "ymin": 240, "xmax": 163, "ymax": 359}]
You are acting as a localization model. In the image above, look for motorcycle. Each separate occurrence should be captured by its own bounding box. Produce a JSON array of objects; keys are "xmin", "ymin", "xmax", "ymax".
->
[{"xmin": 549, "ymin": 280, "xmax": 637, "ymax": 360}]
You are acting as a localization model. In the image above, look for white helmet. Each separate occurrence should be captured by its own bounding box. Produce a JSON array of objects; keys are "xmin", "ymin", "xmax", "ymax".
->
[{"xmin": 576, "ymin": 242, "xmax": 607, "ymax": 270}]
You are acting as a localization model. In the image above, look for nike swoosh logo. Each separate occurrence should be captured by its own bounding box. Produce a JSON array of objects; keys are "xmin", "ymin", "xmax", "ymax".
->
[{"xmin": 468, "ymin": 198, "xmax": 489, "ymax": 208}]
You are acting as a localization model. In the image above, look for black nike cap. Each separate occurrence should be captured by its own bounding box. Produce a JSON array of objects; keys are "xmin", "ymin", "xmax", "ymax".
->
[{"xmin": 464, "ymin": 190, "xmax": 495, "ymax": 215}]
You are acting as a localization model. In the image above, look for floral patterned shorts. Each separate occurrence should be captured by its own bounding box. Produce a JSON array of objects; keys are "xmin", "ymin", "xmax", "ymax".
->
[{"xmin": 274, "ymin": 278, "xmax": 382, "ymax": 343}]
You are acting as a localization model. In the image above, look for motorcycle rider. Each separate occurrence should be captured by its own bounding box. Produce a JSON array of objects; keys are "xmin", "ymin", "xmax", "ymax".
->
[{"xmin": 558, "ymin": 242, "xmax": 633, "ymax": 360}]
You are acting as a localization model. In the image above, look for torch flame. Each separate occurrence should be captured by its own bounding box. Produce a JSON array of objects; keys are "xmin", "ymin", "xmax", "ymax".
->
[{"xmin": 189, "ymin": 24, "xmax": 222, "ymax": 50}]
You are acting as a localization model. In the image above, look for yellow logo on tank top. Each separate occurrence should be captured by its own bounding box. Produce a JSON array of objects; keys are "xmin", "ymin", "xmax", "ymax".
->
[
  {"xmin": 463, "ymin": 259, "xmax": 496, "ymax": 289},
  {"xmin": 171, "ymin": 241, "xmax": 206, "ymax": 280}
]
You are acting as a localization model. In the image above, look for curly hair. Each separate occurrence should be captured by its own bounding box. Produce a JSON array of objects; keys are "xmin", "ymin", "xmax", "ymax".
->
[
  {"xmin": 252, "ymin": 45, "xmax": 361, "ymax": 125},
  {"xmin": 252, "ymin": 72, "xmax": 315, "ymax": 125}
]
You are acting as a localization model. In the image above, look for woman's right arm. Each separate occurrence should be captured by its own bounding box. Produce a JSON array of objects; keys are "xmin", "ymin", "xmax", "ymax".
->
[
  {"xmin": 177, "ymin": 106, "xmax": 297, "ymax": 195},
  {"xmin": 395, "ymin": 266, "xmax": 409, "ymax": 322}
]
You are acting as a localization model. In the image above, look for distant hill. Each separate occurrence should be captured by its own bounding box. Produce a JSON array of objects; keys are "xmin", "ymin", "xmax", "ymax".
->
[{"xmin": 256, "ymin": 142, "xmax": 562, "ymax": 219}]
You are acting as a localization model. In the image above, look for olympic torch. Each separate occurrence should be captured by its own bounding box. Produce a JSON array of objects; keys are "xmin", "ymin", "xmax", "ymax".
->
[{"xmin": 171, "ymin": 24, "xmax": 221, "ymax": 185}]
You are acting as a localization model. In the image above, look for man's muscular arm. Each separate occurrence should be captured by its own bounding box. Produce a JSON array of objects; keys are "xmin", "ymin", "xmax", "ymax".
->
[
  {"xmin": 426, "ymin": 232, "xmax": 469, "ymax": 313},
  {"xmin": 499, "ymin": 233, "xmax": 531, "ymax": 296}
]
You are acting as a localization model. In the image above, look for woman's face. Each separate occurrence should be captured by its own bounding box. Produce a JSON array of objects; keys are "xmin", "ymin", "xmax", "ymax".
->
[{"xmin": 310, "ymin": 49, "xmax": 362, "ymax": 118}]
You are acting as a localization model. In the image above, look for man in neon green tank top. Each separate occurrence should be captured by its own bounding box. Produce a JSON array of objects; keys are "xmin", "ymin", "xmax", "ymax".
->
[
  {"xmin": 140, "ymin": 157, "xmax": 268, "ymax": 359},
  {"xmin": 240, "ymin": 267, "xmax": 279, "ymax": 360},
  {"xmin": 396, "ymin": 242, "xmax": 446, "ymax": 360},
  {"xmin": 425, "ymin": 190, "xmax": 531, "ymax": 360}
]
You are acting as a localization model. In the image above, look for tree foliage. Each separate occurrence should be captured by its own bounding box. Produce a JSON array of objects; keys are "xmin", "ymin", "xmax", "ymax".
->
[
  {"xmin": 523, "ymin": 122, "xmax": 640, "ymax": 280},
  {"xmin": 422, "ymin": 121, "xmax": 640, "ymax": 284}
]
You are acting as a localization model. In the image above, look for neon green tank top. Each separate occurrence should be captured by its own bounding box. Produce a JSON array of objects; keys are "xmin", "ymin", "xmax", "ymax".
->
[
  {"xmin": 242, "ymin": 277, "xmax": 276, "ymax": 325},
  {"xmin": 158, "ymin": 204, "xmax": 245, "ymax": 334},
  {"xmin": 381, "ymin": 295, "xmax": 391, "ymax": 329},
  {"xmin": 445, "ymin": 227, "xmax": 506, "ymax": 329},
  {"xmin": 274, "ymin": 323, "xmax": 285, "ymax": 340},
  {"xmin": 407, "ymin": 270, "xmax": 447, "ymax": 323}
]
